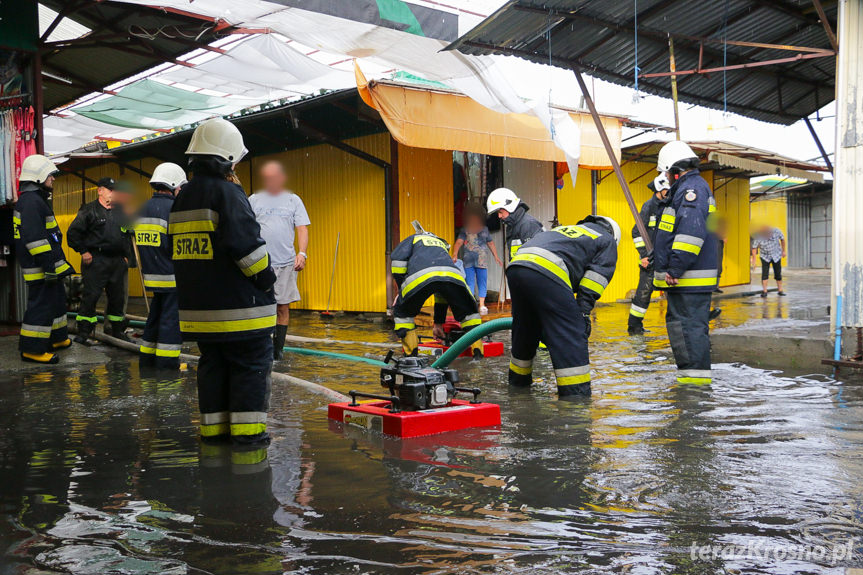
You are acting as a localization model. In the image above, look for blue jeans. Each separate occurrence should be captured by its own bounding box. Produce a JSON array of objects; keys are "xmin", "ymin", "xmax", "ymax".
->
[{"xmin": 464, "ymin": 266, "xmax": 488, "ymax": 299}]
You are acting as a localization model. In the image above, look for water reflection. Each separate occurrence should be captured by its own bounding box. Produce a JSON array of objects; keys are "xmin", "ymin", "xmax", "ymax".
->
[{"xmin": 1, "ymin": 305, "xmax": 861, "ymax": 574}]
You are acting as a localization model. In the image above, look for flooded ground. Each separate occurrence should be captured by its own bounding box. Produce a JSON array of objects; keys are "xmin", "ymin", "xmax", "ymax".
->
[{"xmin": 2, "ymin": 276, "xmax": 862, "ymax": 574}]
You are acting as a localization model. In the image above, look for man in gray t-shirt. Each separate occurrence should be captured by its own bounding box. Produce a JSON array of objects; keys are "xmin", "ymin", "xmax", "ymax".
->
[{"xmin": 249, "ymin": 160, "xmax": 310, "ymax": 359}]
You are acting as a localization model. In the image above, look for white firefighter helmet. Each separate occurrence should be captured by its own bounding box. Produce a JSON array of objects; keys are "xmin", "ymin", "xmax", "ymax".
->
[
  {"xmin": 650, "ymin": 173, "xmax": 671, "ymax": 192},
  {"xmin": 656, "ymin": 140, "xmax": 698, "ymax": 173},
  {"xmin": 186, "ymin": 118, "xmax": 248, "ymax": 164},
  {"xmin": 595, "ymin": 215, "xmax": 621, "ymax": 245},
  {"xmin": 486, "ymin": 187, "xmax": 520, "ymax": 215},
  {"xmin": 150, "ymin": 162, "xmax": 187, "ymax": 189},
  {"xmin": 20, "ymin": 154, "xmax": 58, "ymax": 184}
]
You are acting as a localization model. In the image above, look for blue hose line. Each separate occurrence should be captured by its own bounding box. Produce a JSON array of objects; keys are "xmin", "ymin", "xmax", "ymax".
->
[
  {"xmin": 834, "ymin": 294, "xmax": 843, "ymax": 361},
  {"xmin": 282, "ymin": 346, "xmax": 386, "ymax": 367}
]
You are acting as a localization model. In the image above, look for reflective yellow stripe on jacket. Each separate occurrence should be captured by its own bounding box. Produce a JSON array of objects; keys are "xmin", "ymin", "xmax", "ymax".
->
[
  {"xmin": 511, "ymin": 247, "xmax": 572, "ymax": 289},
  {"xmin": 179, "ymin": 305, "xmax": 276, "ymax": 334},
  {"xmin": 168, "ymin": 208, "xmax": 219, "ymax": 234},
  {"xmin": 401, "ymin": 266, "xmax": 468, "ymax": 296},
  {"xmin": 653, "ymin": 269, "xmax": 717, "ymax": 288}
]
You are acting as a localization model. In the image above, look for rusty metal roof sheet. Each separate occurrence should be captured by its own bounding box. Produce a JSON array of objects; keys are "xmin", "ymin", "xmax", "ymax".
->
[{"xmin": 448, "ymin": 0, "xmax": 837, "ymax": 125}]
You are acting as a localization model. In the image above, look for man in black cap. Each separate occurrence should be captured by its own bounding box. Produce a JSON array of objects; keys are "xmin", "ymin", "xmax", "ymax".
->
[{"xmin": 67, "ymin": 177, "xmax": 134, "ymax": 342}]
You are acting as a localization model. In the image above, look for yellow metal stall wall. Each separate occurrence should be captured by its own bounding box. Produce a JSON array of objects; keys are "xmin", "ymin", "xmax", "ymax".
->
[
  {"xmin": 396, "ymin": 144, "xmax": 455, "ymax": 245},
  {"xmin": 712, "ymin": 176, "xmax": 752, "ymax": 286},
  {"xmin": 750, "ymin": 194, "xmax": 788, "ymax": 267},
  {"xmin": 556, "ymin": 167, "xmax": 594, "ymax": 226},
  {"xmin": 251, "ymin": 133, "xmax": 390, "ymax": 313}
]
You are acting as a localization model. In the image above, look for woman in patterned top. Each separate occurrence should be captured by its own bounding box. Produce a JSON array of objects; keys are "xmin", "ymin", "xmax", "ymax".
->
[{"xmin": 452, "ymin": 204, "xmax": 503, "ymax": 315}]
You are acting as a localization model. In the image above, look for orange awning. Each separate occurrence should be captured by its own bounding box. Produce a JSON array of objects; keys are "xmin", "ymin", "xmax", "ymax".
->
[{"xmin": 356, "ymin": 65, "xmax": 622, "ymax": 169}]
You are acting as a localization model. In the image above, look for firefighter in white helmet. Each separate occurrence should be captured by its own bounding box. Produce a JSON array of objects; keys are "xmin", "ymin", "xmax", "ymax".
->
[
  {"xmin": 627, "ymin": 173, "xmax": 671, "ymax": 335},
  {"xmin": 14, "ymin": 154, "xmax": 75, "ymax": 364},
  {"xmin": 168, "ymin": 119, "xmax": 276, "ymax": 448},
  {"xmin": 486, "ymin": 187, "xmax": 544, "ymax": 261},
  {"xmin": 135, "ymin": 162, "xmax": 187, "ymax": 370},
  {"xmin": 652, "ymin": 140, "xmax": 719, "ymax": 385}
]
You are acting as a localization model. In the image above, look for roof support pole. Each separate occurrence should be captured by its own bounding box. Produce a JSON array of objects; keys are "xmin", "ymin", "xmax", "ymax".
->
[
  {"xmin": 830, "ymin": 0, "xmax": 863, "ymax": 336},
  {"xmin": 811, "ymin": 0, "xmax": 839, "ymax": 52},
  {"xmin": 33, "ymin": 52, "xmax": 44, "ymax": 155},
  {"xmin": 570, "ymin": 66, "xmax": 652, "ymax": 251},
  {"xmin": 803, "ymin": 116, "xmax": 834, "ymax": 174},
  {"xmin": 669, "ymin": 37, "xmax": 681, "ymax": 140}
]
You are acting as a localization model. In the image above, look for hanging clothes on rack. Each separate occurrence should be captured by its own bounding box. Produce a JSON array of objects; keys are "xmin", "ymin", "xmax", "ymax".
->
[{"xmin": 0, "ymin": 99, "xmax": 35, "ymax": 202}]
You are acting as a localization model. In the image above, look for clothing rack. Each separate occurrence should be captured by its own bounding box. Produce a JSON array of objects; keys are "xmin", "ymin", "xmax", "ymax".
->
[{"xmin": 1, "ymin": 97, "xmax": 37, "ymax": 203}]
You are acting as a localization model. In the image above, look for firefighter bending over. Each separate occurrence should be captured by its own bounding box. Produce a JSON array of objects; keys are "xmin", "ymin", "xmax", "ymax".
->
[
  {"xmin": 507, "ymin": 216, "xmax": 619, "ymax": 398},
  {"xmin": 391, "ymin": 225, "xmax": 483, "ymax": 357}
]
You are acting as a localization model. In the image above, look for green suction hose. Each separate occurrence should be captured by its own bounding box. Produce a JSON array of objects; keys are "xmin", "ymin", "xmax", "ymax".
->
[
  {"xmin": 66, "ymin": 311, "xmax": 147, "ymax": 328},
  {"xmin": 282, "ymin": 346, "xmax": 387, "ymax": 366},
  {"xmin": 431, "ymin": 317, "xmax": 512, "ymax": 369}
]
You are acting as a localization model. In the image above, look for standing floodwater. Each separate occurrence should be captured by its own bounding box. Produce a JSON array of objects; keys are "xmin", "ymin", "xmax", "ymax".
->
[{"xmin": 2, "ymin": 297, "xmax": 862, "ymax": 574}]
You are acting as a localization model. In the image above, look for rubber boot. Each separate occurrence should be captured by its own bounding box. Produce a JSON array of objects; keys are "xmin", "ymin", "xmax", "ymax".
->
[
  {"xmin": 21, "ymin": 352, "xmax": 59, "ymax": 364},
  {"xmin": 402, "ymin": 329, "xmax": 419, "ymax": 356},
  {"xmin": 558, "ymin": 382, "xmax": 591, "ymax": 399},
  {"xmin": 273, "ymin": 324, "xmax": 287, "ymax": 360},
  {"xmin": 74, "ymin": 320, "xmax": 94, "ymax": 344},
  {"xmin": 53, "ymin": 338, "xmax": 72, "ymax": 350},
  {"xmin": 470, "ymin": 339, "xmax": 483, "ymax": 359},
  {"xmin": 111, "ymin": 321, "xmax": 131, "ymax": 343},
  {"xmin": 708, "ymin": 308, "xmax": 722, "ymax": 321}
]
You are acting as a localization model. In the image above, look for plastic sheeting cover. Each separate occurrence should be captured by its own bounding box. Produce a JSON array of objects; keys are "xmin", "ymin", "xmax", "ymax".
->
[{"xmin": 73, "ymin": 79, "xmax": 257, "ymax": 130}]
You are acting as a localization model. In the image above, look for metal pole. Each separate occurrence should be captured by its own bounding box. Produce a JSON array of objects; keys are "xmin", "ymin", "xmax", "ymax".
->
[
  {"xmin": 803, "ymin": 117, "xmax": 834, "ymax": 174},
  {"xmin": 131, "ymin": 238, "xmax": 149, "ymax": 313},
  {"xmin": 33, "ymin": 53, "xmax": 44, "ymax": 155},
  {"xmin": 669, "ymin": 37, "xmax": 681, "ymax": 140},
  {"xmin": 570, "ymin": 65, "xmax": 652, "ymax": 251}
]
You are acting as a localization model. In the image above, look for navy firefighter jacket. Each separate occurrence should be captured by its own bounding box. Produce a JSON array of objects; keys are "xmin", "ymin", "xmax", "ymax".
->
[
  {"xmin": 631, "ymin": 194, "xmax": 662, "ymax": 260},
  {"xmin": 13, "ymin": 183, "xmax": 74, "ymax": 282},
  {"xmin": 509, "ymin": 220, "xmax": 618, "ymax": 314},
  {"xmin": 135, "ymin": 191, "xmax": 176, "ymax": 292},
  {"xmin": 390, "ymin": 233, "xmax": 467, "ymax": 299},
  {"xmin": 169, "ymin": 174, "xmax": 275, "ymax": 342},
  {"xmin": 652, "ymin": 169, "xmax": 719, "ymax": 293}
]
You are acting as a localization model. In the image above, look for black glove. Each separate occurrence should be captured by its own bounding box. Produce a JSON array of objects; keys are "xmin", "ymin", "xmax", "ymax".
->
[
  {"xmin": 583, "ymin": 313, "xmax": 592, "ymax": 338},
  {"xmin": 252, "ymin": 265, "xmax": 277, "ymax": 292}
]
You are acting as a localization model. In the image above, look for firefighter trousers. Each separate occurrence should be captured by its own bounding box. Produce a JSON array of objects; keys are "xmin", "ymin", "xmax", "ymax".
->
[
  {"xmin": 628, "ymin": 266, "xmax": 654, "ymax": 332},
  {"xmin": 20, "ymin": 280, "xmax": 68, "ymax": 354},
  {"xmin": 76, "ymin": 254, "xmax": 127, "ymax": 335},
  {"xmin": 392, "ymin": 280, "xmax": 480, "ymax": 354},
  {"xmin": 139, "ymin": 291, "xmax": 181, "ymax": 369},
  {"xmin": 665, "ymin": 291, "xmax": 712, "ymax": 384},
  {"xmin": 197, "ymin": 336, "xmax": 273, "ymax": 445},
  {"xmin": 506, "ymin": 266, "xmax": 591, "ymax": 397}
]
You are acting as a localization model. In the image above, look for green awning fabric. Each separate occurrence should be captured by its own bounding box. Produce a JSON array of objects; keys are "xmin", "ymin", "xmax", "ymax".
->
[{"xmin": 73, "ymin": 79, "xmax": 255, "ymax": 130}]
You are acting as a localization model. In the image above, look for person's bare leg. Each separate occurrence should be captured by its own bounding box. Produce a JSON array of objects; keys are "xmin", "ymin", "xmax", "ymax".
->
[
  {"xmin": 277, "ymin": 304, "xmax": 290, "ymax": 327},
  {"xmin": 273, "ymin": 304, "xmax": 290, "ymax": 360},
  {"xmin": 479, "ymin": 297, "xmax": 486, "ymax": 309},
  {"xmin": 762, "ymin": 279, "xmax": 768, "ymax": 292},
  {"xmin": 777, "ymin": 280, "xmax": 783, "ymax": 292}
]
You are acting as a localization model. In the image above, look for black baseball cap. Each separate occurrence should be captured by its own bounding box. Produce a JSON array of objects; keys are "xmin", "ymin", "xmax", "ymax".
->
[{"xmin": 96, "ymin": 177, "xmax": 116, "ymax": 190}]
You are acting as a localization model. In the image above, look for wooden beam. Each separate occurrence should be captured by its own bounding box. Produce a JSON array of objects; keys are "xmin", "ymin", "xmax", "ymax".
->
[{"xmin": 811, "ymin": 0, "xmax": 839, "ymax": 52}]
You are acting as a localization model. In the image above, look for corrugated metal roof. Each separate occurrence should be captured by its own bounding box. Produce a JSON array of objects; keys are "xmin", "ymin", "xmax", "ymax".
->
[
  {"xmin": 449, "ymin": 0, "xmax": 837, "ymax": 125},
  {"xmin": 39, "ymin": 0, "xmax": 230, "ymax": 111}
]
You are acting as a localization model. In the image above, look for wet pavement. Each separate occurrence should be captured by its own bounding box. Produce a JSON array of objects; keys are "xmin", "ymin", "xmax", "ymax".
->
[{"xmin": 3, "ymin": 272, "xmax": 863, "ymax": 574}]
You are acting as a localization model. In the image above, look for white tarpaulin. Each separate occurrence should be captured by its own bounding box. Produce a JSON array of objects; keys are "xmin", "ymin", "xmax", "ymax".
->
[
  {"xmin": 43, "ymin": 114, "xmax": 152, "ymax": 155},
  {"xmin": 159, "ymin": 35, "xmax": 350, "ymax": 99},
  {"xmin": 109, "ymin": 0, "xmax": 584, "ymax": 174}
]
